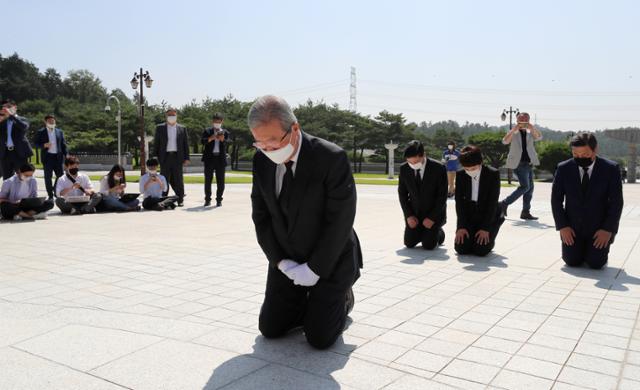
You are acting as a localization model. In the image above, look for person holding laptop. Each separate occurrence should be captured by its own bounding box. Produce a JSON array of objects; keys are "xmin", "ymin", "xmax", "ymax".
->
[
  {"xmin": 98, "ymin": 164, "xmax": 140, "ymax": 212},
  {"xmin": 0, "ymin": 163, "xmax": 53, "ymax": 220}
]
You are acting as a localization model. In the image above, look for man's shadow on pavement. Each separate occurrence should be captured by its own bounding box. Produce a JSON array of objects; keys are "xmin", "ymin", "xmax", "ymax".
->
[
  {"xmin": 396, "ymin": 247, "xmax": 450, "ymax": 264},
  {"xmin": 510, "ymin": 219, "xmax": 554, "ymax": 230},
  {"xmin": 562, "ymin": 266, "xmax": 640, "ymax": 291},
  {"xmin": 203, "ymin": 334, "xmax": 355, "ymax": 389},
  {"xmin": 456, "ymin": 253, "xmax": 508, "ymax": 272}
]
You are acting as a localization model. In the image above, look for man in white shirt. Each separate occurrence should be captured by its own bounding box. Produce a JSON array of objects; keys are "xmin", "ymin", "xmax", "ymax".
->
[
  {"xmin": 153, "ymin": 108, "xmax": 190, "ymax": 206},
  {"xmin": 55, "ymin": 156, "xmax": 103, "ymax": 214}
]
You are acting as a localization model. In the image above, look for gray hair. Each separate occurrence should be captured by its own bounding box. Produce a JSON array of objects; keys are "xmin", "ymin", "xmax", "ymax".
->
[{"xmin": 247, "ymin": 95, "xmax": 298, "ymax": 132}]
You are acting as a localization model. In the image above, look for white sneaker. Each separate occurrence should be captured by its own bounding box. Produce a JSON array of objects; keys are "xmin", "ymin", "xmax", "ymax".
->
[
  {"xmin": 13, "ymin": 215, "xmax": 22, "ymax": 221},
  {"xmin": 34, "ymin": 212, "xmax": 48, "ymax": 220}
]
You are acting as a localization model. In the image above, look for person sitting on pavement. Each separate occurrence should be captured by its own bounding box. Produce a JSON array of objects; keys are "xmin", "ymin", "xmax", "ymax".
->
[
  {"xmin": 55, "ymin": 156, "xmax": 103, "ymax": 214},
  {"xmin": 0, "ymin": 163, "xmax": 53, "ymax": 220},
  {"xmin": 139, "ymin": 158, "xmax": 178, "ymax": 211},
  {"xmin": 98, "ymin": 164, "xmax": 140, "ymax": 212}
]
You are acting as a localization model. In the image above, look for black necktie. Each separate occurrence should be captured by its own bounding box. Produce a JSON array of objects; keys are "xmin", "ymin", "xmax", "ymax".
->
[
  {"xmin": 415, "ymin": 169, "xmax": 422, "ymax": 192},
  {"xmin": 581, "ymin": 167, "xmax": 590, "ymax": 195},
  {"xmin": 279, "ymin": 161, "xmax": 294, "ymax": 222}
]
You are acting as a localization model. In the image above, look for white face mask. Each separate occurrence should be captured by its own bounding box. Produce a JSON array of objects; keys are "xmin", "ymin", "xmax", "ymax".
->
[
  {"xmin": 408, "ymin": 159, "xmax": 423, "ymax": 171},
  {"xmin": 259, "ymin": 133, "xmax": 295, "ymax": 165},
  {"xmin": 114, "ymin": 175, "xmax": 122, "ymax": 181},
  {"xmin": 46, "ymin": 123, "xmax": 56, "ymax": 130},
  {"xmin": 213, "ymin": 123, "xmax": 222, "ymax": 130},
  {"xmin": 7, "ymin": 106, "xmax": 17, "ymax": 116},
  {"xmin": 167, "ymin": 116, "xmax": 177, "ymax": 124},
  {"xmin": 465, "ymin": 168, "xmax": 481, "ymax": 179},
  {"xmin": 148, "ymin": 170, "xmax": 157, "ymax": 175},
  {"xmin": 21, "ymin": 175, "xmax": 32, "ymax": 181},
  {"xmin": 448, "ymin": 145, "xmax": 454, "ymax": 150}
]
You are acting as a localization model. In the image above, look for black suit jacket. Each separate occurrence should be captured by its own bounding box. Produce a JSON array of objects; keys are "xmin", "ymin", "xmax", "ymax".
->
[
  {"xmin": 251, "ymin": 132, "xmax": 362, "ymax": 284},
  {"xmin": 551, "ymin": 156, "xmax": 623, "ymax": 236},
  {"xmin": 34, "ymin": 127, "xmax": 68, "ymax": 156},
  {"xmin": 201, "ymin": 127, "xmax": 230, "ymax": 164},
  {"xmin": 398, "ymin": 158, "xmax": 448, "ymax": 225},
  {"xmin": 455, "ymin": 165, "xmax": 501, "ymax": 231},
  {"xmin": 153, "ymin": 123, "xmax": 190, "ymax": 164},
  {"xmin": 0, "ymin": 115, "xmax": 33, "ymax": 159}
]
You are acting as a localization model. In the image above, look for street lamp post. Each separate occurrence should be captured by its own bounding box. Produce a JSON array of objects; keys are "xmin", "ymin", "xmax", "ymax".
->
[
  {"xmin": 130, "ymin": 68, "xmax": 153, "ymax": 174},
  {"xmin": 105, "ymin": 95, "xmax": 122, "ymax": 166},
  {"xmin": 501, "ymin": 106, "xmax": 519, "ymax": 184}
]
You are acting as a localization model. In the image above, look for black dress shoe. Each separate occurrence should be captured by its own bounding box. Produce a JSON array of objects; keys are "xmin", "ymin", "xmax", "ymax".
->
[
  {"xmin": 438, "ymin": 229, "xmax": 445, "ymax": 245},
  {"xmin": 520, "ymin": 211, "xmax": 538, "ymax": 220},
  {"xmin": 499, "ymin": 201, "xmax": 508, "ymax": 218},
  {"xmin": 345, "ymin": 288, "xmax": 354, "ymax": 315},
  {"xmin": 204, "ymin": 200, "xmax": 211, "ymax": 207},
  {"xmin": 177, "ymin": 202, "xmax": 184, "ymax": 207},
  {"xmin": 216, "ymin": 201, "xmax": 222, "ymax": 207}
]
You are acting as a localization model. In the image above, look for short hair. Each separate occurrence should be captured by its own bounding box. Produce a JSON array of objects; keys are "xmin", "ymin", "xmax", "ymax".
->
[
  {"xmin": 212, "ymin": 112, "xmax": 224, "ymax": 121},
  {"xmin": 165, "ymin": 107, "xmax": 177, "ymax": 114},
  {"xmin": 19, "ymin": 163, "xmax": 35, "ymax": 173},
  {"xmin": 403, "ymin": 140, "xmax": 424, "ymax": 158},
  {"xmin": 146, "ymin": 158, "xmax": 159, "ymax": 167},
  {"xmin": 459, "ymin": 145, "xmax": 483, "ymax": 167},
  {"xmin": 570, "ymin": 132, "xmax": 598, "ymax": 150},
  {"xmin": 447, "ymin": 141, "xmax": 455, "ymax": 147},
  {"xmin": 247, "ymin": 95, "xmax": 297, "ymax": 132},
  {"xmin": 1, "ymin": 99, "xmax": 16, "ymax": 106},
  {"xmin": 64, "ymin": 156, "xmax": 80, "ymax": 166},
  {"xmin": 44, "ymin": 114, "xmax": 56, "ymax": 121}
]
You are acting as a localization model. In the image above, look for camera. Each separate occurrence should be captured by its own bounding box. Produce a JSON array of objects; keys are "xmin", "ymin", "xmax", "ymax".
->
[{"xmin": 215, "ymin": 129, "xmax": 224, "ymax": 136}]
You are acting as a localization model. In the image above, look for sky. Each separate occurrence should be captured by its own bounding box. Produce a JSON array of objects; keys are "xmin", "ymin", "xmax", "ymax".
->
[{"xmin": 3, "ymin": 0, "xmax": 639, "ymax": 131}]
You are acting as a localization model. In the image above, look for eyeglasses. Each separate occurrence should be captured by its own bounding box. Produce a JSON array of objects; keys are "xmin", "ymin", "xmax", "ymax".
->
[{"xmin": 253, "ymin": 131, "xmax": 290, "ymax": 150}]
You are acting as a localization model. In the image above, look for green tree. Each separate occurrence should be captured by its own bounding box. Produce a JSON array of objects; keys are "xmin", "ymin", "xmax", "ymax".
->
[
  {"xmin": 467, "ymin": 131, "xmax": 508, "ymax": 168},
  {"xmin": 538, "ymin": 140, "xmax": 572, "ymax": 175}
]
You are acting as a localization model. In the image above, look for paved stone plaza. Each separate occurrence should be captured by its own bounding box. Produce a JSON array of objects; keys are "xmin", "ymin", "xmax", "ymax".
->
[{"xmin": 1, "ymin": 180, "xmax": 640, "ymax": 389}]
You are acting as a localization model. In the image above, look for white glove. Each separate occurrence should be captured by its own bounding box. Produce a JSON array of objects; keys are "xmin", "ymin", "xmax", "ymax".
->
[
  {"xmin": 277, "ymin": 259, "xmax": 299, "ymax": 277},
  {"xmin": 287, "ymin": 263, "xmax": 320, "ymax": 286}
]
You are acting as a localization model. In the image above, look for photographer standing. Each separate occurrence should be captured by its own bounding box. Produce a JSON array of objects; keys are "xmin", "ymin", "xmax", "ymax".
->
[
  {"xmin": 499, "ymin": 112, "xmax": 543, "ymax": 220},
  {"xmin": 201, "ymin": 112, "xmax": 230, "ymax": 207},
  {"xmin": 0, "ymin": 100, "xmax": 33, "ymax": 180}
]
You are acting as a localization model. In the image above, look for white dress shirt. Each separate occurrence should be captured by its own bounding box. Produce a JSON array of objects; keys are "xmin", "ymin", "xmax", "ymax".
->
[
  {"xmin": 16, "ymin": 179, "xmax": 32, "ymax": 200},
  {"xmin": 166, "ymin": 124, "xmax": 178, "ymax": 152},
  {"xmin": 413, "ymin": 158, "xmax": 427, "ymax": 180},
  {"xmin": 471, "ymin": 171, "xmax": 480, "ymax": 202},
  {"xmin": 275, "ymin": 141, "xmax": 302, "ymax": 197},
  {"xmin": 578, "ymin": 160, "xmax": 595, "ymax": 180},
  {"xmin": 47, "ymin": 128, "xmax": 58, "ymax": 154},
  {"xmin": 55, "ymin": 173, "xmax": 93, "ymax": 197}
]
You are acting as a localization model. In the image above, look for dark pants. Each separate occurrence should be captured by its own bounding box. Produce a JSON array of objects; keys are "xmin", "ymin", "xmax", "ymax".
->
[
  {"xmin": 455, "ymin": 204, "xmax": 505, "ymax": 257},
  {"xmin": 1, "ymin": 149, "xmax": 27, "ymax": 180},
  {"xmin": 562, "ymin": 233, "xmax": 610, "ymax": 270},
  {"xmin": 504, "ymin": 161, "xmax": 534, "ymax": 212},
  {"xmin": 1, "ymin": 199, "xmax": 54, "ymax": 219},
  {"xmin": 97, "ymin": 196, "xmax": 139, "ymax": 212},
  {"xmin": 204, "ymin": 158, "xmax": 226, "ymax": 202},
  {"xmin": 259, "ymin": 265, "xmax": 350, "ymax": 350},
  {"xmin": 161, "ymin": 153, "xmax": 185, "ymax": 202},
  {"xmin": 142, "ymin": 196, "xmax": 178, "ymax": 211},
  {"xmin": 55, "ymin": 193, "xmax": 103, "ymax": 214},
  {"xmin": 404, "ymin": 224, "xmax": 445, "ymax": 250},
  {"xmin": 43, "ymin": 152, "xmax": 64, "ymax": 198}
]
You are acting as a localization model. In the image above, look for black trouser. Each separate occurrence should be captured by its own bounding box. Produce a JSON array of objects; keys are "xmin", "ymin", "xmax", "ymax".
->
[
  {"xmin": 1, "ymin": 199, "xmax": 54, "ymax": 219},
  {"xmin": 43, "ymin": 152, "xmax": 64, "ymax": 198},
  {"xmin": 1, "ymin": 149, "xmax": 27, "ymax": 180},
  {"xmin": 161, "ymin": 153, "xmax": 185, "ymax": 202},
  {"xmin": 142, "ymin": 196, "xmax": 178, "ymax": 210},
  {"xmin": 259, "ymin": 265, "xmax": 351, "ymax": 350},
  {"xmin": 204, "ymin": 158, "xmax": 226, "ymax": 202},
  {"xmin": 404, "ymin": 224, "xmax": 445, "ymax": 250},
  {"xmin": 455, "ymin": 225, "xmax": 501, "ymax": 257},
  {"xmin": 55, "ymin": 193, "xmax": 103, "ymax": 214},
  {"xmin": 562, "ymin": 231, "xmax": 611, "ymax": 270}
]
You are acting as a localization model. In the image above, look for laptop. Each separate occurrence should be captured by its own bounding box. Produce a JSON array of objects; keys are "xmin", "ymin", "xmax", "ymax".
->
[
  {"xmin": 120, "ymin": 193, "xmax": 140, "ymax": 203},
  {"xmin": 19, "ymin": 197, "xmax": 46, "ymax": 209}
]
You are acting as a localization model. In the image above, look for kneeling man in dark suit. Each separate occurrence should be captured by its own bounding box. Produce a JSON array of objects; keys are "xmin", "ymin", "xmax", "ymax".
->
[
  {"xmin": 551, "ymin": 132, "xmax": 623, "ymax": 269},
  {"xmin": 398, "ymin": 140, "xmax": 447, "ymax": 250},
  {"xmin": 454, "ymin": 145, "xmax": 505, "ymax": 256},
  {"xmin": 249, "ymin": 95, "xmax": 362, "ymax": 349}
]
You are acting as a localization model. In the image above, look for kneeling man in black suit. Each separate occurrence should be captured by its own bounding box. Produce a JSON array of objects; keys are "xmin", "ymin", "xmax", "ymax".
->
[
  {"xmin": 249, "ymin": 95, "xmax": 362, "ymax": 349},
  {"xmin": 551, "ymin": 132, "xmax": 623, "ymax": 269}
]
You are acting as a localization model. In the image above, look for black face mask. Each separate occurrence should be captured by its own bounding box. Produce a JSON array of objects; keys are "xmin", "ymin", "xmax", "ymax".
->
[
  {"xmin": 68, "ymin": 168, "xmax": 79, "ymax": 176},
  {"xmin": 574, "ymin": 157, "xmax": 593, "ymax": 168}
]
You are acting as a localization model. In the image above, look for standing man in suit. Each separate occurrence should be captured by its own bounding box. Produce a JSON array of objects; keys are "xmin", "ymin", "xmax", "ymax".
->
[
  {"xmin": 201, "ymin": 112, "xmax": 230, "ymax": 207},
  {"xmin": 551, "ymin": 132, "xmax": 623, "ymax": 269},
  {"xmin": 34, "ymin": 114, "xmax": 68, "ymax": 199},
  {"xmin": 153, "ymin": 108, "xmax": 190, "ymax": 206},
  {"xmin": 250, "ymin": 95, "xmax": 362, "ymax": 350},
  {"xmin": 454, "ymin": 145, "xmax": 505, "ymax": 256},
  {"xmin": 499, "ymin": 112, "xmax": 543, "ymax": 220},
  {"xmin": 398, "ymin": 140, "xmax": 448, "ymax": 250},
  {"xmin": 0, "ymin": 99, "xmax": 33, "ymax": 180}
]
